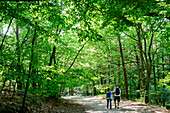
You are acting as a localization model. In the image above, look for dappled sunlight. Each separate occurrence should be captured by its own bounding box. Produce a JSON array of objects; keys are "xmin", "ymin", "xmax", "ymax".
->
[
  {"xmin": 1, "ymin": 1, "xmax": 169, "ymax": 112},
  {"xmin": 63, "ymin": 96, "xmax": 169, "ymax": 113}
]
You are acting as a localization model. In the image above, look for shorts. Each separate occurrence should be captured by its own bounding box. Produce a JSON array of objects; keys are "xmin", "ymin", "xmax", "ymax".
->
[{"xmin": 114, "ymin": 96, "xmax": 120, "ymax": 102}]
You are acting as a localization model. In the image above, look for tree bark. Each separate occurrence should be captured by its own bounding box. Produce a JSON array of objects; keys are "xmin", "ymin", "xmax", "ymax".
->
[{"xmin": 118, "ymin": 36, "xmax": 128, "ymax": 99}]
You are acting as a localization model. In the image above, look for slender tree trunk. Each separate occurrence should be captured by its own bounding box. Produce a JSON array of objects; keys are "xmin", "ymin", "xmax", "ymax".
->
[
  {"xmin": 157, "ymin": 55, "xmax": 160, "ymax": 82},
  {"xmin": 136, "ymin": 33, "xmax": 145, "ymax": 100},
  {"xmin": 92, "ymin": 81, "xmax": 96, "ymax": 96},
  {"xmin": 130, "ymin": 78, "xmax": 132, "ymax": 99},
  {"xmin": 0, "ymin": 18, "xmax": 13, "ymax": 51},
  {"xmin": 118, "ymin": 58, "xmax": 120, "ymax": 83},
  {"xmin": 69, "ymin": 87, "xmax": 73, "ymax": 96},
  {"xmin": 145, "ymin": 65, "xmax": 151, "ymax": 103},
  {"xmin": 100, "ymin": 76, "xmax": 103, "ymax": 85},
  {"xmin": 16, "ymin": 24, "xmax": 22, "ymax": 90},
  {"xmin": 145, "ymin": 27, "xmax": 155, "ymax": 103},
  {"xmin": 162, "ymin": 51, "xmax": 165, "ymax": 106},
  {"xmin": 153, "ymin": 62, "xmax": 156, "ymax": 91},
  {"xmin": 104, "ymin": 77, "xmax": 107, "ymax": 84},
  {"xmin": 20, "ymin": 79, "xmax": 29, "ymax": 112},
  {"xmin": 134, "ymin": 22, "xmax": 145, "ymax": 97},
  {"xmin": 49, "ymin": 46, "xmax": 56, "ymax": 66},
  {"xmin": 104, "ymin": 41, "xmax": 111, "ymax": 84},
  {"xmin": 108, "ymin": 64, "xmax": 111, "ymax": 84},
  {"xmin": 138, "ymin": 39, "xmax": 145, "ymax": 90},
  {"xmin": 49, "ymin": 26, "xmax": 61, "ymax": 66},
  {"xmin": 118, "ymin": 36, "xmax": 128, "ymax": 99},
  {"xmin": 0, "ymin": 16, "xmax": 4, "ymax": 22},
  {"xmin": 20, "ymin": 21, "xmax": 37, "ymax": 113},
  {"xmin": 86, "ymin": 86, "xmax": 89, "ymax": 96},
  {"xmin": 134, "ymin": 46, "xmax": 141, "ymax": 98}
]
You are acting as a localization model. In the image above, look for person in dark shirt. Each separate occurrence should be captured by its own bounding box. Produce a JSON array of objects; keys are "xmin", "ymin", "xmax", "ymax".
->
[{"xmin": 106, "ymin": 88, "xmax": 113, "ymax": 109}]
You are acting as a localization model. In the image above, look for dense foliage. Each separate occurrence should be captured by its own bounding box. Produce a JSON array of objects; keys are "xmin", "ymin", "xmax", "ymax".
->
[{"xmin": 0, "ymin": 0, "xmax": 169, "ymax": 112}]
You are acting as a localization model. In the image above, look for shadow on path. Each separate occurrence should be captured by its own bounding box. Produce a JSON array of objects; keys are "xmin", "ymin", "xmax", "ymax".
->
[{"xmin": 62, "ymin": 96, "xmax": 169, "ymax": 113}]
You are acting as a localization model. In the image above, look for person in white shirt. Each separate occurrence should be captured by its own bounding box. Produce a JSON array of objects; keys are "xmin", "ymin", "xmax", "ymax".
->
[{"xmin": 113, "ymin": 84, "xmax": 121, "ymax": 109}]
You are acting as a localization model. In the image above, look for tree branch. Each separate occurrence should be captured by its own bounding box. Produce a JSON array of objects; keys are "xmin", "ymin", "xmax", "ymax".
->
[
  {"xmin": 0, "ymin": 16, "xmax": 4, "ymax": 22},
  {"xmin": 123, "ymin": 32, "xmax": 138, "ymax": 42},
  {"xmin": 64, "ymin": 41, "xmax": 88, "ymax": 74}
]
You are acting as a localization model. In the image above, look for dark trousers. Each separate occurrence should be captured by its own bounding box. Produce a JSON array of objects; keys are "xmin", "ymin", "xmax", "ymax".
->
[{"xmin": 107, "ymin": 99, "xmax": 112, "ymax": 109}]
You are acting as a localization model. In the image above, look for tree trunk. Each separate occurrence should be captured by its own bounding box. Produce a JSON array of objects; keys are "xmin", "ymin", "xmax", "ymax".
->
[
  {"xmin": 138, "ymin": 39, "xmax": 145, "ymax": 90},
  {"xmin": 144, "ymin": 27, "xmax": 154, "ymax": 103},
  {"xmin": 162, "ymin": 51, "xmax": 165, "ymax": 107},
  {"xmin": 0, "ymin": 18, "xmax": 13, "ymax": 51},
  {"xmin": 108, "ymin": 64, "xmax": 111, "ymax": 84},
  {"xmin": 104, "ymin": 77, "xmax": 107, "ymax": 84},
  {"xmin": 134, "ymin": 46, "xmax": 141, "ymax": 98},
  {"xmin": 118, "ymin": 36, "xmax": 128, "ymax": 99},
  {"xmin": 69, "ymin": 88, "xmax": 73, "ymax": 96},
  {"xmin": 145, "ymin": 66, "xmax": 151, "ymax": 103},
  {"xmin": 157, "ymin": 55, "xmax": 160, "ymax": 82},
  {"xmin": 16, "ymin": 24, "xmax": 22, "ymax": 90},
  {"xmin": 118, "ymin": 58, "xmax": 121, "ymax": 83},
  {"xmin": 135, "ymin": 23, "xmax": 145, "ymax": 96},
  {"xmin": 49, "ymin": 46, "xmax": 56, "ymax": 66},
  {"xmin": 93, "ymin": 81, "xmax": 97, "ymax": 96},
  {"xmin": 20, "ymin": 20, "xmax": 37, "ymax": 112},
  {"xmin": 153, "ymin": 62, "xmax": 156, "ymax": 91},
  {"xmin": 100, "ymin": 76, "xmax": 103, "ymax": 85},
  {"xmin": 86, "ymin": 86, "xmax": 89, "ymax": 96}
]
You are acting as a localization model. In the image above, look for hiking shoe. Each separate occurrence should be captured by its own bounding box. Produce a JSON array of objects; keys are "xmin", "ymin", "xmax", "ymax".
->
[
  {"xmin": 117, "ymin": 107, "xmax": 119, "ymax": 109},
  {"xmin": 115, "ymin": 106, "xmax": 117, "ymax": 108}
]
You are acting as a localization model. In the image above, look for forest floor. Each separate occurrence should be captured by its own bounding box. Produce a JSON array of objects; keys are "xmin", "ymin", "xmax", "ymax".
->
[
  {"xmin": 0, "ymin": 94, "xmax": 169, "ymax": 113},
  {"xmin": 62, "ymin": 96, "xmax": 169, "ymax": 113}
]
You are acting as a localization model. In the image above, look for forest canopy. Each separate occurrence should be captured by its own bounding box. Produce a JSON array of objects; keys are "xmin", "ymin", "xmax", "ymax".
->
[{"xmin": 0, "ymin": 0, "xmax": 169, "ymax": 112}]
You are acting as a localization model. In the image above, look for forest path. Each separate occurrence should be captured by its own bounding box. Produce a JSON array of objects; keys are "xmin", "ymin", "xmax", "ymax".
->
[{"xmin": 62, "ymin": 96, "xmax": 168, "ymax": 113}]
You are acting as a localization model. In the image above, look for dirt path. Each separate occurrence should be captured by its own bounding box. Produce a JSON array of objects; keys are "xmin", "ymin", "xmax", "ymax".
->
[{"xmin": 62, "ymin": 96, "xmax": 169, "ymax": 113}]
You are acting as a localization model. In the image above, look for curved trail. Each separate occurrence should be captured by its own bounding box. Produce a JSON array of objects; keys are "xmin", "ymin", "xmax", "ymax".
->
[{"xmin": 62, "ymin": 96, "xmax": 168, "ymax": 113}]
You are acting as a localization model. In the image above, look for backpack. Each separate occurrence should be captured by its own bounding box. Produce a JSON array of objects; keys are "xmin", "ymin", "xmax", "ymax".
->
[
  {"xmin": 106, "ymin": 91, "xmax": 111, "ymax": 99},
  {"xmin": 115, "ymin": 88, "xmax": 120, "ymax": 95}
]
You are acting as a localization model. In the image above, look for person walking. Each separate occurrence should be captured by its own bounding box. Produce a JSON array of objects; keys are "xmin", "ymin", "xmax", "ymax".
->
[
  {"xmin": 113, "ymin": 84, "xmax": 121, "ymax": 109},
  {"xmin": 106, "ymin": 88, "xmax": 113, "ymax": 109}
]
